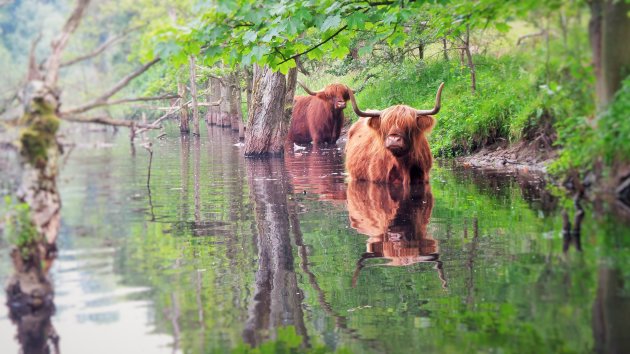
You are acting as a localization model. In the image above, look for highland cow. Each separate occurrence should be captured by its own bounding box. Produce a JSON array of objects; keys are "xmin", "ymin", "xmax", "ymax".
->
[
  {"xmin": 287, "ymin": 82, "xmax": 352, "ymax": 146},
  {"xmin": 345, "ymin": 83, "xmax": 444, "ymax": 185}
]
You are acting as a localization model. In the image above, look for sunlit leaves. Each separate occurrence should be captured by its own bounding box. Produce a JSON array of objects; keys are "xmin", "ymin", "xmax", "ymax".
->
[
  {"xmin": 346, "ymin": 12, "xmax": 367, "ymax": 30},
  {"xmin": 320, "ymin": 14, "xmax": 341, "ymax": 32},
  {"xmin": 243, "ymin": 30, "xmax": 257, "ymax": 44}
]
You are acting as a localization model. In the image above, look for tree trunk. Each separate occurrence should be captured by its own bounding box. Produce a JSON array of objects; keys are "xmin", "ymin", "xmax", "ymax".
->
[
  {"xmin": 189, "ymin": 56, "xmax": 200, "ymax": 136},
  {"xmin": 442, "ymin": 36, "xmax": 449, "ymax": 61},
  {"xmin": 209, "ymin": 77, "xmax": 221, "ymax": 125},
  {"xmin": 177, "ymin": 80, "xmax": 190, "ymax": 133},
  {"xmin": 244, "ymin": 65, "xmax": 294, "ymax": 156},
  {"xmin": 245, "ymin": 67, "xmax": 253, "ymax": 118},
  {"xmin": 229, "ymin": 73, "xmax": 241, "ymax": 131},
  {"xmin": 236, "ymin": 79, "xmax": 245, "ymax": 140},
  {"xmin": 6, "ymin": 81, "xmax": 62, "ymax": 354},
  {"xmin": 464, "ymin": 25, "xmax": 477, "ymax": 94},
  {"xmin": 590, "ymin": 0, "xmax": 630, "ymax": 110}
]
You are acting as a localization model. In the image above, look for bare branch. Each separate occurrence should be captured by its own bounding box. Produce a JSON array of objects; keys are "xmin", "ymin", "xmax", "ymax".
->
[
  {"xmin": 61, "ymin": 115, "xmax": 161, "ymax": 129},
  {"xmin": 516, "ymin": 30, "xmax": 547, "ymax": 46},
  {"xmin": 92, "ymin": 94, "xmax": 179, "ymax": 108},
  {"xmin": 278, "ymin": 25, "xmax": 348, "ymax": 65},
  {"xmin": 27, "ymin": 34, "xmax": 43, "ymax": 80},
  {"xmin": 44, "ymin": 0, "xmax": 91, "ymax": 86},
  {"xmin": 60, "ymin": 27, "xmax": 139, "ymax": 67},
  {"xmin": 61, "ymin": 57, "xmax": 161, "ymax": 115}
]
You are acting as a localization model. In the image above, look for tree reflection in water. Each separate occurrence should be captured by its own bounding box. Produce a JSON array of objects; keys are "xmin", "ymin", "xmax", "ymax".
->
[{"xmin": 243, "ymin": 158, "xmax": 309, "ymax": 348}]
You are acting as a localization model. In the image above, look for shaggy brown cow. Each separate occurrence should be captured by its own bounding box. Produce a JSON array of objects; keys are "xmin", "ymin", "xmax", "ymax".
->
[
  {"xmin": 345, "ymin": 83, "xmax": 444, "ymax": 185},
  {"xmin": 347, "ymin": 181, "xmax": 446, "ymax": 287},
  {"xmin": 287, "ymin": 82, "xmax": 351, "ymax": 145}
]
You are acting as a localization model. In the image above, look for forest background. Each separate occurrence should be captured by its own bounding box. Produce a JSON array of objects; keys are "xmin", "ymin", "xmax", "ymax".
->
[{"xmin": 1, "ymin": 0, "xmax": 629, "ymax": 193}]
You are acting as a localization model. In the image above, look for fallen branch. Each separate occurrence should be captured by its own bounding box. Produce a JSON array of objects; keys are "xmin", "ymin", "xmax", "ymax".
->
[
  {"xmin": 61, "ymin": 115, "xmax": 162, "ymax": 129},
  {"xmin": 61, "ymin": 57, "xmax": 161, "ymax": 115}
]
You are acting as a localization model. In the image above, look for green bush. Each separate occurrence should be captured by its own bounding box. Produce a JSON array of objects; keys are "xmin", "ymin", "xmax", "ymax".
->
[{"xmin": 550, "ymin": 75, "xmax": 630, "ymax": 176}]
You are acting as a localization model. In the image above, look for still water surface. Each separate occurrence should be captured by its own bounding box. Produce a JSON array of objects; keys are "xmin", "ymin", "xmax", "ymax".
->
[{"xmin": 1, "ymin": 124, "xmax": 629, "ymax": 353}]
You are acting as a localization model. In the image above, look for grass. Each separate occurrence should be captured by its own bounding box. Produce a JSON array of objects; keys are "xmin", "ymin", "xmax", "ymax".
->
[{"xmin": 347, "ymin": 55, "xmax": 549, "ymax": 156}]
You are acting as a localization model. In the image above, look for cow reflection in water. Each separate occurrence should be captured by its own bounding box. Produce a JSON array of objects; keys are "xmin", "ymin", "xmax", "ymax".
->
[
  {"xmin": 347, "ymin": 181, "xmax": 447, "ymax": 288},
  {"xmin": 284, "ymin": 147, "xmax": 347, "ymax": 202}
]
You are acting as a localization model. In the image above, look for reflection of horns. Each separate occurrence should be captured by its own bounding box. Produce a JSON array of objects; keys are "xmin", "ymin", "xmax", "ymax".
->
[
  {"xmin": 351, "ymin": 253, "xmax": 379, "ymax": 287},
  {"xmin": 297, "ymin": 81, "xmax": 318, "ymax": 96},
  {"xmin": 348, "ymin": 89, "xmax": 380, "ymax": 118},
  {"xmin": 415, "ymin": 82, "xmax": 444, "ymax": 116},
  {"xmin": 435, "ymin": 260, "xmax": 448, "ymax": 289}
]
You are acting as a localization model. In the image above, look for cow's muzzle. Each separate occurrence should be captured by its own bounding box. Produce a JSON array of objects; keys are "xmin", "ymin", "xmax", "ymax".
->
[{"xmin": 385, "ymin": 135, "xmax": 408, "ymax": 157}]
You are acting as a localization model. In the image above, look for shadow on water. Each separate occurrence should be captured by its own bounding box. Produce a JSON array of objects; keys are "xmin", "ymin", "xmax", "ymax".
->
[{"xmin": 2, "ymin": 124, "xmax": 630, "ymax": 353}]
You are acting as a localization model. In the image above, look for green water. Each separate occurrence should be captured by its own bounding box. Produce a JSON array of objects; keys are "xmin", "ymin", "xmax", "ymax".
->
[{"xmin": 1, "ymin": 123, "xmax": 629, "ymax": 354}]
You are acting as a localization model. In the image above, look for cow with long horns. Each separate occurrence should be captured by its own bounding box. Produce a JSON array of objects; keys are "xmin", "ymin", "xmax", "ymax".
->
[
  {"xmin": 345, "ymin": 83, "xmax": 444, "ymax": 185},
  {"xmin": 287, "ymin": 82, "xmax": 352, "ymax": 146}
]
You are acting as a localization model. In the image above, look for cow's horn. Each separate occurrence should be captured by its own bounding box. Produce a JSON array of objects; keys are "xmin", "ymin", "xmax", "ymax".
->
[
  {"xmin": 297, "ymin": 81, "xmax": 318, "ymax": 96},
  {"xmin": 415, "ymin": 82, "xmax": 444, "ymax": 116},
  {"xmin": 349, "ymin": 89, "xmax": 381, "ymax": 117}
]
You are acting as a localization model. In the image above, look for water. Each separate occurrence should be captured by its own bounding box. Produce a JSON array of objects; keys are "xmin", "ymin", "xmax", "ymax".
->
[{"xmin": 1, "ymin": 123, "xmax": 629, "ymax": 353}]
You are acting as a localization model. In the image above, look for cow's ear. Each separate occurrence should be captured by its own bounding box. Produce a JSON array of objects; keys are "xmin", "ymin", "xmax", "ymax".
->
[
  {"xmin": 367, "ymin": 116, "xmax": 381, "ymax": 130},
  {"xmin": 417, "ymin": 115, "xmax": 435, "ymax": 131}
]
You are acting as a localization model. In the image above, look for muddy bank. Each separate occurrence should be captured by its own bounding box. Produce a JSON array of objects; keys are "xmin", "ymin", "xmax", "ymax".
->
[{"xmin": 456, "ymin": 139, "xmax": 557, "ymax": 174}]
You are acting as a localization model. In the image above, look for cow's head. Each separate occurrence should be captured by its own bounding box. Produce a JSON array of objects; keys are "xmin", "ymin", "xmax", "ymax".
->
[
  {"xmin": 299, "ymin": 82, "xmax": 350, "ymax": 110},
  {"xmin": 349, "ymin": 83, "xmax": 444, "ymax": 158}
]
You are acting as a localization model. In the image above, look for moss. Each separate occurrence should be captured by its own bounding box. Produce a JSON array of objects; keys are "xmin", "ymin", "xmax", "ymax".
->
[
  {"xmin": 3, "ymin": 201, "xmax": 40, "ymax": 261},
  {"xmin": 18, "ymin": 110, "xmax": 60, "ymax": 168}
]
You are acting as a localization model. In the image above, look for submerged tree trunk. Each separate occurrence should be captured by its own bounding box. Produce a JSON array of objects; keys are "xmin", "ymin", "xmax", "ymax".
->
[
  {"xmin": 189, "ymin": 56, "xmax": 200, "ymax": 136},
  {"xmin": 209, "ymin": 77, "xmax": 221, "ymax": 125},
  {"xmin": 5, "ymin": 81, "xmax": 62, "ymax": 354},
  {"xmin": 178, "ymin": 80, "xmax": 190, "ymax": 133},
  {"xmin": 244, "ymin": 65, "xmax": 296, "ymax": 156}
]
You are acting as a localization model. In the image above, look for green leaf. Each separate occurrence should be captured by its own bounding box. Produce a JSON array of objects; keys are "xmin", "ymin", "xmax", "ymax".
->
[
  {"xmin": 321, "ymin": 15, "xmax": 341, "ymax": 32},
  {"xmin": 346, "ymin": 12, "xmax": 367, "ymax": 30},
  {"xmin": 276, "ymin": 60, "xmax": 295, "ymax": 75},
  {"xmin": 331, "ymin": 45, "xmax": 350, "ymax": 60},
  {"xmin": 243, "ymin": 30, "xmax": 257, "ymax": 44},
  {"xmin": 306, "ymin": 46, "xmax": 324, "ymax": 60},
  {"xmin": 495, "ymin": 22, "xmax": 510, "ymax": 33}
]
